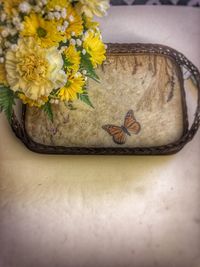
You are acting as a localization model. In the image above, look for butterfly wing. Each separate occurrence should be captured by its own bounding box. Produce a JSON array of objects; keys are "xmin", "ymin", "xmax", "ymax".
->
[
  {"xmin": 102, "ymin": 125, "xmax": 126, "ymax": 145},
  {"xmin": 124, "ymin": 110, "xmax": 141, "ymax": 134}
]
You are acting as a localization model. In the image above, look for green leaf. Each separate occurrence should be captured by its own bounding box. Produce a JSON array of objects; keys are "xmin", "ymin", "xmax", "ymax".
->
[
  {"xmin": 82, "ymin": 14, "xmax": 89, "ymax": 32},
  {"xmin": 58, "ymin": 41, "xmax": 69, "ymax": 49},
  {"xmin": 50, "ymin": 89, "xmax": 59, "ymax": 97},
  {"xmin": 43, "ymin": 102, "xmax": 53, "ymax": 122},
  {"xmin": 62, "ymin": 54, "xmax": 74, "ymax": 70},
  {"xmin": 78, "ymin": 92, "xmax": 94, "ymax": 109},
  {"xmin": 80, "ymin": 53, "xmax": 100, "ymax": 83},
  {"xmin": 0, "ymin": 85, "xmax": 16, "ymax": 124},
  {"xmin": 0, "ymin": 21, "xmax": 6, "ymax": 26},
  {"xmin": 7, "ymin": 33, "xmax": 19, "ymax": 44}
]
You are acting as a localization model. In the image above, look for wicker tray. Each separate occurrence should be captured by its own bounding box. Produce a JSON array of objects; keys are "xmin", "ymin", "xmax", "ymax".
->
[{"xmin": 11, "ymin": 44, "xmax": 200, "ymax": 155}]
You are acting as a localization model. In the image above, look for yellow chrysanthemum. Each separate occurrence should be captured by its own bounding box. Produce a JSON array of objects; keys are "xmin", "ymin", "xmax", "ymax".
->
[
  {"xmin": 76, "ymin": 0, "xmax": 110, "ymax": 18},
  {"xmin": 83, "ymin": 31, "xmax": 106, "ymax": 67},
  {"xmin": 63, "ymin": 45, "xmax": 81, "ymax": 74},
  {"xmin": 58, "ymin": 75, "xmax": 85, "ymax": 101},
  {"xmin": 84, "ymin": 16, "xmax": 99, "ymax": 31},
  {"xmin": 21, "ymin": 13, "xmax": 65, "ymax": 48},
  {"xmin": 65, "ymin": 5, "xmax": 83, "ymax": 39},
  {"xmin": 18, "ymin": 93, "xmax": 48, "ymax": 107},
  {"xmin": 47, "ymin": 0, "xmax": 69, "ymax": 10},
  {"xmin": 2, "ymin": 0, "xmax": 21, "ymax": 16},
  {"xmin": 0, "ymin": 63, "xmax": 8, "ymax": 85},
  {"xmin": 5, "ymin": 37, "xmax": 67, "ymax": 100}
]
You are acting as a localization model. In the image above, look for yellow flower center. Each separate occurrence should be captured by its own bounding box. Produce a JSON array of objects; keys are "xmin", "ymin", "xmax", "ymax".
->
[
  {"xmin": 18, "ymin": 54, "xmax": 48, "ymax": 81},
  {"xmin": 37, "ymin": 27, "xmax": 47, "ymax": 38}
]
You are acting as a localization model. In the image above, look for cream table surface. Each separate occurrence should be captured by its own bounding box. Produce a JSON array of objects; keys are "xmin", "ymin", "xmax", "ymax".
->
[{"xmin": 0, "ymin": 6, "xmax": 200, "ymax": 267}]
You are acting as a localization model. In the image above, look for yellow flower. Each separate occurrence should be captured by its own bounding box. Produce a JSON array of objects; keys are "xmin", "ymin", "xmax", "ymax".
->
[
  {"xmin": 65, "ymin": 5, "xmax": 83, "ymax": 39},
  {"xmin": 2, "ymin": 0, "xmax": 21, "ymax": 16},
  {"xmin": 47, "ymin": 0, "xmax": 70, "ymax": 10},
  {"xmin": 21, "ymin": 13, "xmax": 65, "ymax": 48},
  {"xmin": 18, "ymin": 93, "xmax": 48, "ymax": 107},
  {"xmin": 58, "ymin": 74, "xmax": 85, "ymax": 101},
  {"xmin": 84, "ymin": 16, "xmax": 99, "ymax": 31},
  {"xmin": 83, "ymin": 31, "xmax": 106, "ymax": 67},
  {"xmin": 63, "ymin": 45, "xmax": 81, "ymax": 74},
  {"xmin": 5, "ymin": 37, "xmax": 67, "ymax": 100},
  {"xmin": 46, "ymin": 4, "xmax": 83, "ymax": 40},
  {"xmin": 76, "ymin": 0, "xmax": 110, "ymax": 18},
  {"xmin": 0, "ymin": 63, "xmax": 8, "ymax": 85}
]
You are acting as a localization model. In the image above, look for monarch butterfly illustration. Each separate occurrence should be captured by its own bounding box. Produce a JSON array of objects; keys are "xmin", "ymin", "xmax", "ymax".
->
[{"xmin": 102, "ymin": 110, "xmax": 141, "ymax": 145}]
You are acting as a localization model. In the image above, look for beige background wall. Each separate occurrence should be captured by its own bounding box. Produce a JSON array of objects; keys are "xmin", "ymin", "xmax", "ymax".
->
[{"xmin": 0, "ymin": 6, "xmax": 200, "ymax": 267}]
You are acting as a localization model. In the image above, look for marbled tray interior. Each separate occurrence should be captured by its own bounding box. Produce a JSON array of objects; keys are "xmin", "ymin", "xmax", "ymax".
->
[{"xmin": 25, "ymin": 53, "xmax": 185, "ymax": 148}]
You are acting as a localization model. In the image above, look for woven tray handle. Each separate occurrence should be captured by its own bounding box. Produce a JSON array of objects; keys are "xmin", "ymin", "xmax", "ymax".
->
[
  {"xmin": 11, "ymin": 109, "xmax": 27, "ymax": 144},
  {"xmin": 176, "ymin": 51, "xmax": 200, "ymax": 144}
]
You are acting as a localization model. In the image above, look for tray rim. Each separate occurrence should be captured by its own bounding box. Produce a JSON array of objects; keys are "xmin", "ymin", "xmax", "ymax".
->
[{"xmin": 11, "ymin": 43, "xmax": 200, "ymax": 155}]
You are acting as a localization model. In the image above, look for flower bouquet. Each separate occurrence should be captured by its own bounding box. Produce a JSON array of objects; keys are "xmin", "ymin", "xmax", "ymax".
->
[{"xmin": 0, "ymin": 0, "xmax": 109, "ymax": 122}]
